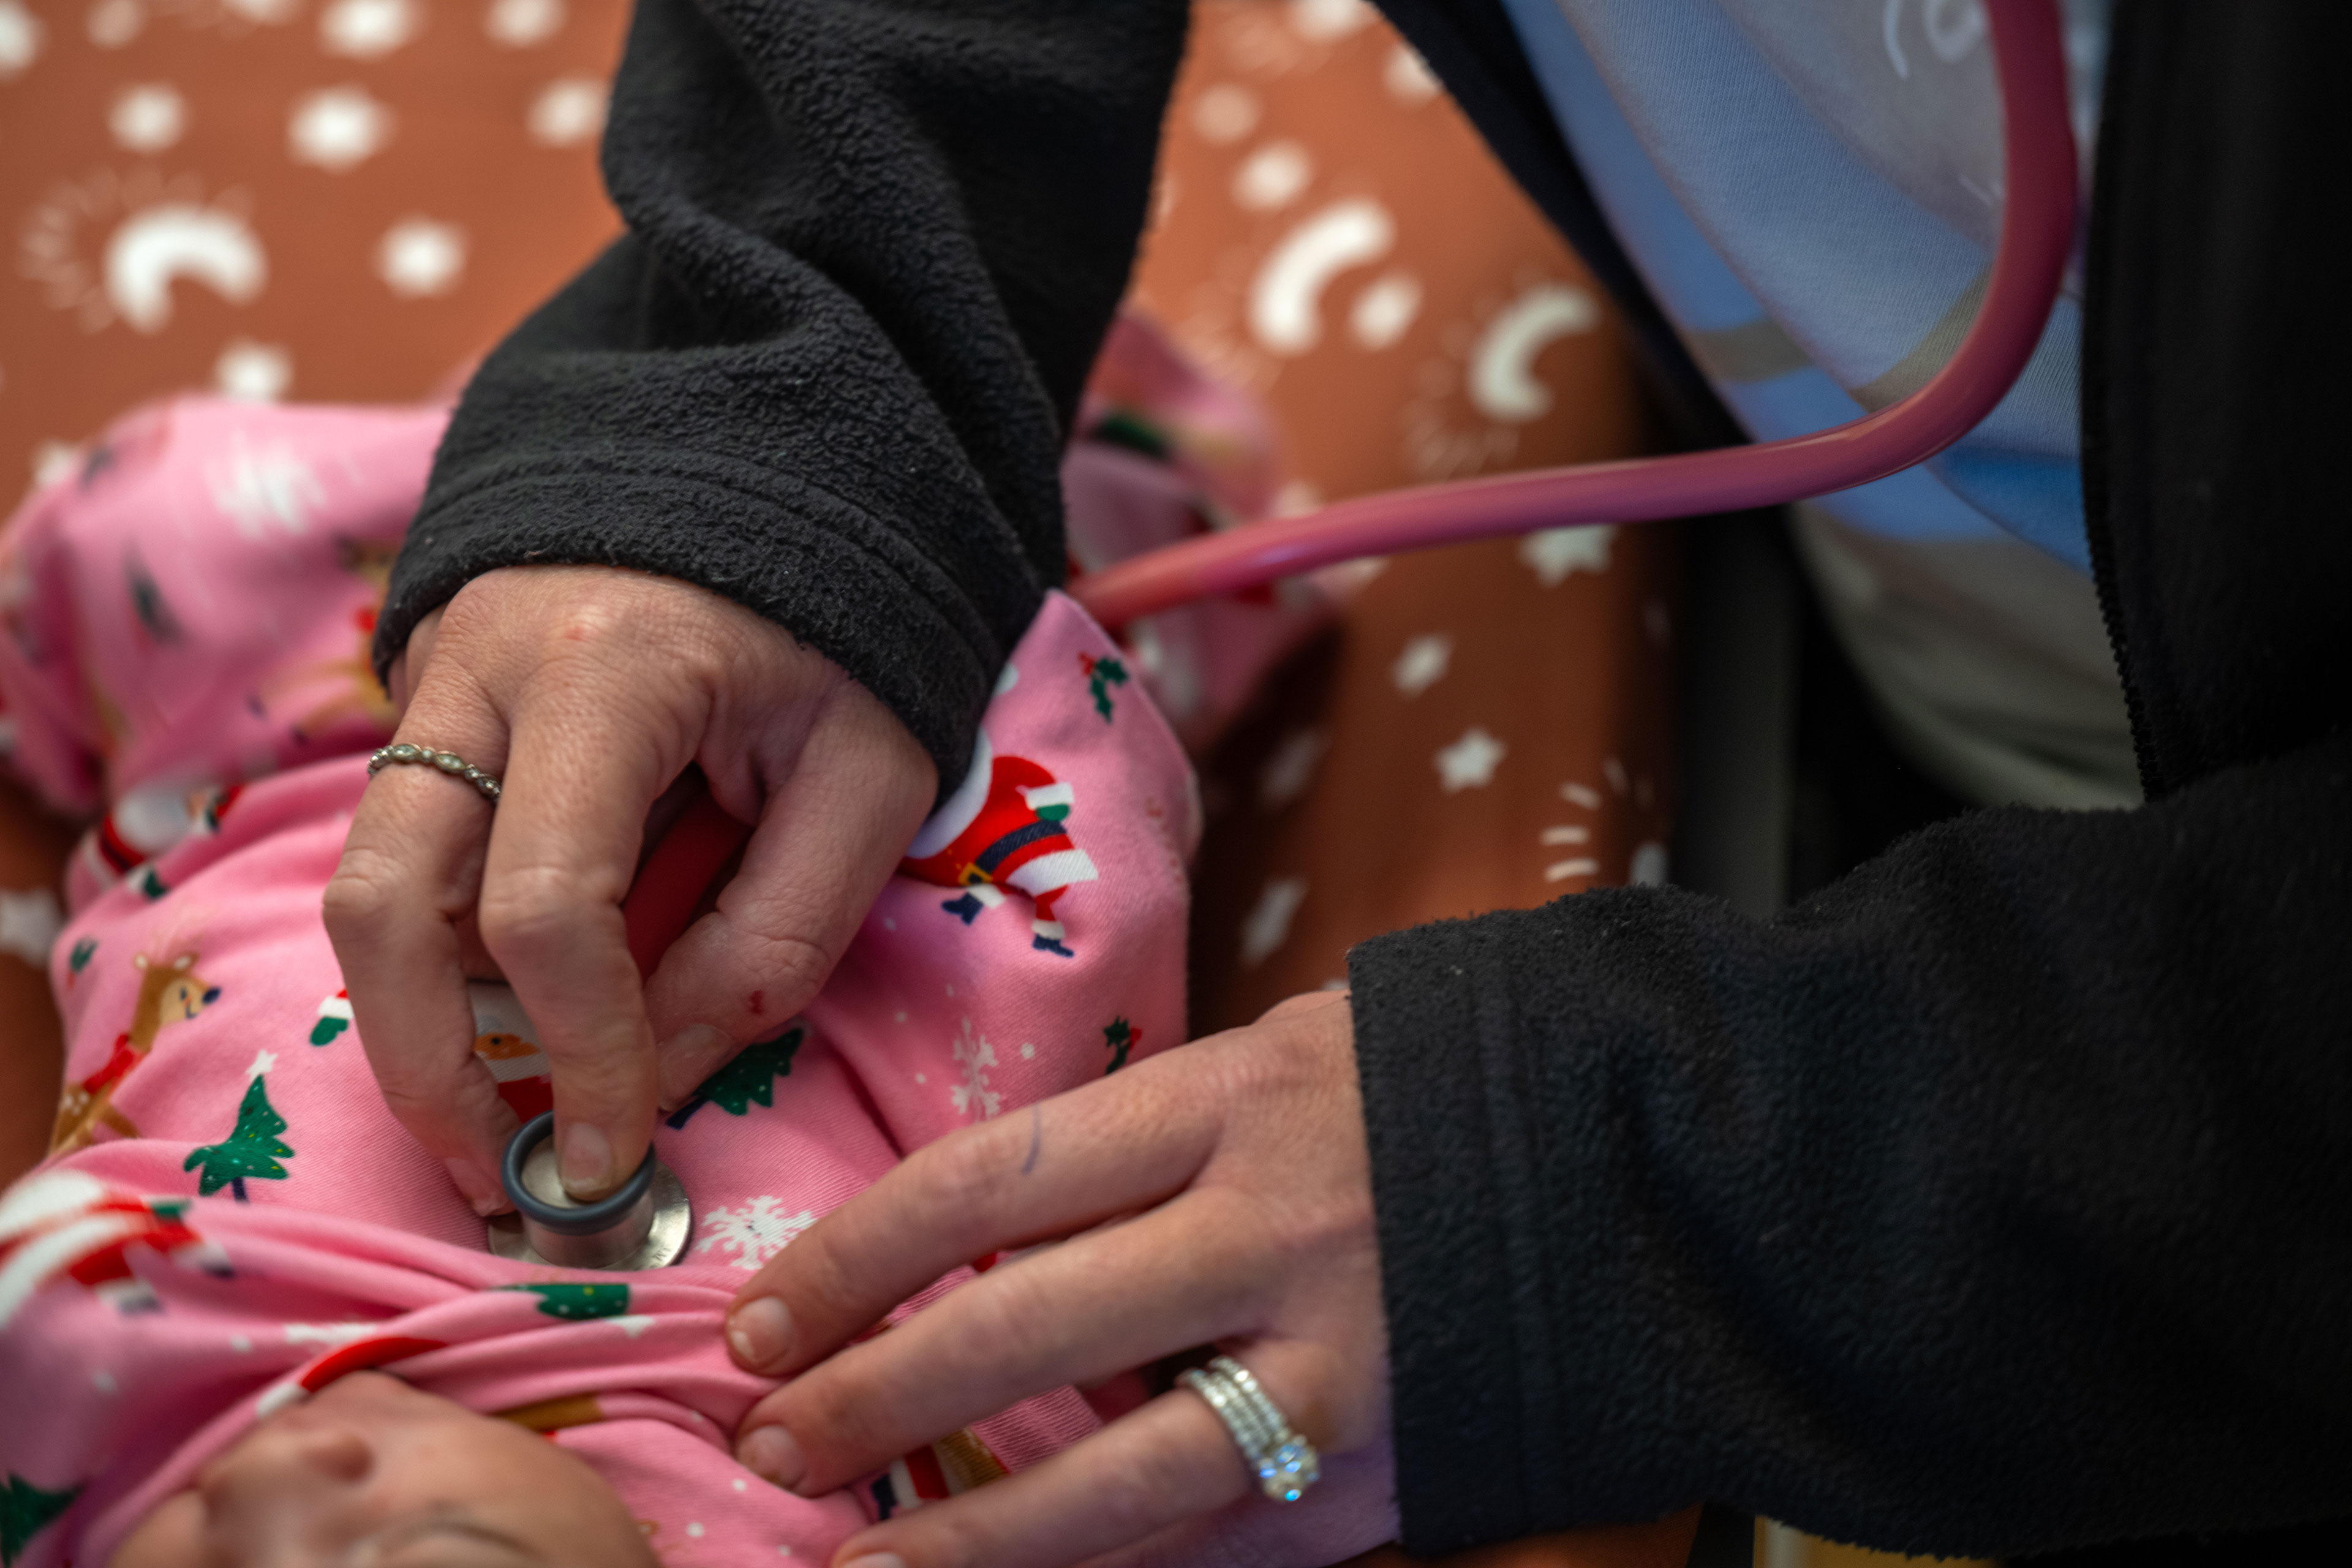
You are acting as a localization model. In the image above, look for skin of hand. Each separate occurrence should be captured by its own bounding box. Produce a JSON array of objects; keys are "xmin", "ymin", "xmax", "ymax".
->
[
  {"xmin": 722, "ymin": 990, "xmax": 1400, "ymax": 1568},
  {"xmin": 323, "ymin": 565, "xmax": 937, "ymax": 1212},
  {"xmin": 107, "ymin": 1371, "xmax": 658, "ymax": 1568}
]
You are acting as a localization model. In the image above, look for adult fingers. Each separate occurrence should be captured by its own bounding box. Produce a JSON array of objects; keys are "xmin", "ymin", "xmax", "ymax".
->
[
  {"xmin": 726, "ymin": 1049, "xmax": 1224, "ymax": 1377},
  {"xmin": 1075, "ymin": 1442, "xmax": 1400, "ymax": 1568},
  {"xmin": 643, "ymin": 675, "xmax": 935, "ymax": 1107},
  {"xmin": 479, "ymin": 647, "xmax": 700, "ymax": 1201},
  {"xmin": 736, "ymin": 1189, "xmax": 1276, "ymax": 1494},
  {"xmin": 323, "ymin": 657, "xmax": 515, "ymax": 1213},
  {"xmin": 820, "ymin": 1345, "xmax": 1335, "ymax": 1568}
]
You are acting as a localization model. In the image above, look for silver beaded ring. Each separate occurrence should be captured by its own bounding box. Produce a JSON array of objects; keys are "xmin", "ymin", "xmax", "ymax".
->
[
  {"xmin": 367, "ymin": 743, "xmax": 503, "ymax": 802},
  {"xmin": 1178, "ymin": 1354, "xmax": 1321, "ymax": 1504}
]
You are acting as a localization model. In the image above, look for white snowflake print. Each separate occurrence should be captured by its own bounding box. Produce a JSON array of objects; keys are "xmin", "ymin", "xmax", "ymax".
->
[
  {"xmin": 949, "ymin": 1018, "xmax": 1001, "ymax": 1120},
  {"xmin": 208, "ymin": 434, "xmax": 323, "ymax": 537},
  {"xmin": 694, "ymin": 1196, "xmax": 814, "ymax": 1272}
]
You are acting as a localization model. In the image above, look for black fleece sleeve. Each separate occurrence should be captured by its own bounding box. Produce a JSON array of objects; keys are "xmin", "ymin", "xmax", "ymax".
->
[
  {"xmin": 1349, "ymin": 733, "xmax": 2352, "ymax": 1560},
  {"xmin": 374, "ymin": 0, "xmax": 1187, "ymax": 789}
]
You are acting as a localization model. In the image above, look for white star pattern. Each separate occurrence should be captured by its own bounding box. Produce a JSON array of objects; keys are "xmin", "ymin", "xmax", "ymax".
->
[
  {"xmin": 526, "ymin": 78, "xmax": 607, "ymax": 148},
  {"xmin": 0, "ymin": 2, "xmax": 42, "ymax": 79},
  {"xmin": 1289, "ymin": 0, "xmax": 1373, "ymax": 40},
  {"xmin": 1349, "ymin": 270, "xmax": 1421, "ymax": 350},
  {"xmin": 1390, "ymin": 633, "xmax": 1452, "ymax": 697},
  {"xmin": 486, "ymin": 0, "xmax": 566, "ymax": 47},
  {"xmin": 1385, "ymin": 44, "xmax": 1440, "ymax": 102},
  {"xmin": 375, "ymin": 217, "xmax": 466, "ymax": 298},
  {"xmin": 110, "ymin": 84, "xmax": 186, "ymax": 152},
  {"xmin": 87, "ymin": 0, "xmax": 140, "ymax": 50},
  {"xmin": 1240, "ymin": 876, "xmax": 1308, "ymax": 967},
  {"xmin": 1234, "ymin": 141, "xmax": 1312, "ymax": 211},
  {"xmin": 950, "ymin": 1019, "xmax": 1000, "ymax": 1119},
  {"xmin": 1519, "ymin": 524, "xmax": 1616, "ymax": 587},
  {"xmin": 1257, "ymin": 727, "xmax": 1328, "ymax": 810},
  {"xmin": 694, "ymin": 1196, "xmax": 815, "ymax": 1271},
  {"xmin": 215, "ymin": 339, "xmax": 292, "ymax": 402},
  {"xmin": 289, "ymin": 86, "xmax": 394, "ymax": 172},
  {"xmin": 320, "ymin": 0, "xmax": 420, "ymax": 59},
  {"xmin": 1191, "ymin": 82, "xmax": 1258, "ymax": 145},
  {"xmin": 1434, "ymin": 726, "xmax": 1507, "ymax": 792},
  {"xmin": 246, "ymin": 1050, "xmax": 277, "ymax": 1081},
  {"xmin": 32, "ymin": 442, "xmax": 80, "ymax": 489}
]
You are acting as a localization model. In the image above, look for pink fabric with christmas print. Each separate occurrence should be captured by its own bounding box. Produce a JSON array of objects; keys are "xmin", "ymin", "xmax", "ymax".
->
[{"xmin": 0, "ymin": 393, "xmax": 1206, "ymax": 1566}]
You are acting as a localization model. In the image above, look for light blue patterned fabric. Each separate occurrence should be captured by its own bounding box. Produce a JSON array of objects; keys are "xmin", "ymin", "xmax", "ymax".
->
[{"xmin": 1500, "ymin": 0, "xmax": 2108, "ymax": 570}]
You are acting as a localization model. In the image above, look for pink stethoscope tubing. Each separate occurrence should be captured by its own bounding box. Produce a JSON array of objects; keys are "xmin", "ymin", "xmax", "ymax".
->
[{"xmin": 1070, "ymin": 0, "xmax": 2076, "ymax": 628}]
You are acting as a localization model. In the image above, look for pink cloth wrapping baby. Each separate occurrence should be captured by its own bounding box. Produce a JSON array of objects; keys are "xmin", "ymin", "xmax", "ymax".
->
[{"xmin": 0, "ymin": 393, "xmax": 1210, "ymax": 1567}]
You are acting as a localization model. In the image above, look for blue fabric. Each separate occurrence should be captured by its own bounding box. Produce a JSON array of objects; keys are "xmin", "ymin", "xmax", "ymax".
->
[{"xmin": 1500, "ymin": 0, "xmax": 2097, "ymax": 569}]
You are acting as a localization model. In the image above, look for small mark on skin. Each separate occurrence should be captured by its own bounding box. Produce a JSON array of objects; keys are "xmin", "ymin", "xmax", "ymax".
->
[
  {"xmin": 748, "ymin": 990, "xmax": 766, "ymax": 1016},
  {"xmin": 1020, "ymin": 1104, "xmax": 1042, "ymax": 1175}
]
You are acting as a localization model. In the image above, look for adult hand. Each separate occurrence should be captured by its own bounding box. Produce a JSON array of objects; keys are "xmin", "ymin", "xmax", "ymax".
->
[
  {"xmin": 323, "ymin": 565, "xmax": 937, "ymax": 1209},
  {"xmin": 723, "ymin": 990, "xmax": 1398, "ymax": 1568}
]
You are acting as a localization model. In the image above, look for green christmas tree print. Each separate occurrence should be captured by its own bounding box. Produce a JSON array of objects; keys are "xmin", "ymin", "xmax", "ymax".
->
[
  {"xmin": 665, "ymin": 1028, "xmax": 801, "ymax": 1127},
  {"xmin": 2, "ymin": 1473, "xmax": 80, "ymax": 1566},
  {"xmin": 184, "ymin": 1076, "xmax": 295, "ymax": 1200},
  {"xmin": 502, "ymin": 1282, "xmax": 631, "ymax": 1321},
  {"xmin": 1080, "ymin": 652, "xmax": 1129, "ymax": 722},
  {"xmin": 1102, "ymin": 1017, "xmax": 1140, "ymax": 1074}
]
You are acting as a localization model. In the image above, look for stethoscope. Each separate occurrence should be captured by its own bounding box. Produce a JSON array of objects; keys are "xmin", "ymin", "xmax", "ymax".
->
[{"xmin": 492, "ymin": 0, "xmax": 2075, "ymax": 1269}]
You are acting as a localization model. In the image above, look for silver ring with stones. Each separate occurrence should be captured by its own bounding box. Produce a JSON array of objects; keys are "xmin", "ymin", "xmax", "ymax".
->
[
  {"xmin": 1178, "ymin": 1354, "xmax": 1321, "ymax": 1503},
  {"xmin": 368, "ymin": 743, "xmax": 502, "ymax": 802}
]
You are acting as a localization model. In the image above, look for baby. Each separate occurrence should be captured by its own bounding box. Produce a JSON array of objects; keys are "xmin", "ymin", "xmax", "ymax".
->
[{"xmin": 0, "ymin": 334, "xmax": 1289, "ymax": 1568}]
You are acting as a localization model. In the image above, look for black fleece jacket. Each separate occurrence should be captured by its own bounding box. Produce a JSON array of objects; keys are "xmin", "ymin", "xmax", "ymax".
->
[{"xmin": 379, "ymin": 2, "xmax": 2352, "ymax": 1558}]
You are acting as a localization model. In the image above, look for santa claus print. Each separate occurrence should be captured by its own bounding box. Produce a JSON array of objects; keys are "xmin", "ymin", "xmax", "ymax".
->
[
  {"xmin": 900, "ymin": 731, "xmax": 1098, "ymax": 957},
  {"xmin": 467, "ymin": 982, "xmax": 554, "ymax": 1123}
]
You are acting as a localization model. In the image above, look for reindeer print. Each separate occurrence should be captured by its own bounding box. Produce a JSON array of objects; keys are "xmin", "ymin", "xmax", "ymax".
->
[{"xmin": 51, "ymin": 951, "xmax": 222, "ymax": 1155}]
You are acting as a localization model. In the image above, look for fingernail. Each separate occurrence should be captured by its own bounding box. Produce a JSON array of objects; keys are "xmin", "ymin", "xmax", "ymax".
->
[
  {"xmin": 726, "ymin": 1295, "xmax": 793, "ymax": 1368},
  {"xmin": 558, "ymin": 1121, "xmax": 612, "ymax": 1199},
  {"xmin": 737, "ymin": 1424, "xmax": 806, "ymax": 1490},
  {"xmin": 658, "ymin": 1023, "xmax": 734, "ymax": 1108},
  {"xmin": 840, "ymin": 1555, "xmax": 905, "ymax": 1568},
  {"xmin": 445, "ymin": 1158, "xmax": 509, "ymax": 1217}
]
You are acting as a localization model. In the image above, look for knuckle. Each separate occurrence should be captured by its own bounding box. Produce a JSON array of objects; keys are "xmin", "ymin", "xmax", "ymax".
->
[
  {"xmin": 948, "ymin": 1272, "xmax": 1056, "ymax": 1376},
  {"xmin": 791, "ymin": 1362, "xmax": 900, "ymax": 1463},
  {"xmin": 1095, "ymin": 1435, "xmax": 1184, "ymax": 1534},
  {"xmin": 788, "ymin": 1229, "xmax": 880, "ymax": 1336},
  {"xmin": 320, "ymin": 858, "xmax": 397, "ymax": 940},
  {"xmin": 907, "ymin": 1133, "xmax": 1019, "ymax": 1255},
  {"xmin": 475, "ymin": 869, "xmax": 619, "ymax": 962},
  {"xmin": 744, "ymin": 932, "xmax": 835, "ymax": 1011}
]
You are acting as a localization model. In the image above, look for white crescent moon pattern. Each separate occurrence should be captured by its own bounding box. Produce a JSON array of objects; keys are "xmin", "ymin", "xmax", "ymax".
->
[
  {"xmin": 1249, "ymin": 197, "xmax": 1395, "ymax": 356},
  {"xmin": 1467, "ymin": 282, "xmax": 1599, "ymax": 423},
  {"xmin": 105, "ymin": 203, "xmax": 269, "ymax": 334}
]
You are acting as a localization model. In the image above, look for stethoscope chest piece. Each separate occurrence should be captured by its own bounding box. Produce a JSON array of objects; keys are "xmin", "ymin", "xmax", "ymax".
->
[{"xmin": 486, "ymin": 1112, "xmax": 692, "ymax": 1270}]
